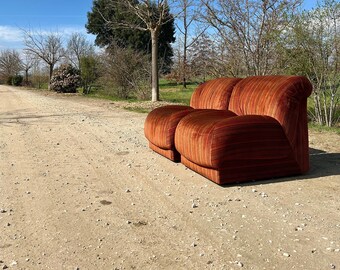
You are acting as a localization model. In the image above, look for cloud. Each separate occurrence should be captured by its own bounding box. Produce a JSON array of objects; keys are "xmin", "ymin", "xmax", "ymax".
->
[
  {"xmin": 0, "ymin": 25, "xmax": 22, "ymax": 42},
  {"xmin": 0, "ymin": 25, "xmax": 95, "ymax": 50}
]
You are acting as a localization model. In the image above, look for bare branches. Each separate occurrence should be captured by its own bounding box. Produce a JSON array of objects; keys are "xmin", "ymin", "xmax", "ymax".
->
[
  {"xmin": 201, "ymin": 0, "xmax": 302, "ymax": 76},
  {"xmin": 67, "ymin": 33, "xmax": 94, "ymax": 69},
  {"xmin": 0, "ymin": 49, "xmax": 22, "ymax": 80},
  {"xmin": 23, "ymin": 29, "xmax": 65, "ymax": 89}
]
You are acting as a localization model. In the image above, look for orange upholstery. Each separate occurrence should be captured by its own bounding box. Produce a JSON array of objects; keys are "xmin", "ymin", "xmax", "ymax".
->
[
  {"xmin": 175, "ymin": 76, "xmax": 312, "ymax": 184},
  {"xmin": 144, "ymin": 105, "xmax": 194, "ymax": 161},
  {"xmin": 144, "ymin": 78, "xmax": 242, "ymax": 161},
  {"xmin": 228, "ymin": 76, "xmax": 312, "ymax": 173},
  {"xmin": 190, "ymin": 78, "xmax": 241, "ymax": 109}
]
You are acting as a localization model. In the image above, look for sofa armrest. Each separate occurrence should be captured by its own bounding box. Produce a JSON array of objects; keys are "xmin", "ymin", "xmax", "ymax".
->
[{"xmin": 211, "ymin": 115, "xmax": 293, "ymax": 165}]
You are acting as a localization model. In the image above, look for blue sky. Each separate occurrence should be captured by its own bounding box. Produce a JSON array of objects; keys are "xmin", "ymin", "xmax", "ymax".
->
[
  {"xmin": 0, "ymin": 0, "xmax": 319, "ymax": 51},
  {"xmin": 0, "ymin": 0, "xmax": 94, "ymax": 50}
]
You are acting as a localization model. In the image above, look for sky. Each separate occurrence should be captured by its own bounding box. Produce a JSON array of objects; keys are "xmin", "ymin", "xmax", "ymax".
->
[
  {"xmin": 0, "ymin": 0, "xmax": 95, "ymax": 50},
  {"xmin": 0, "ymin": 0, "xmax": 319, "ymax": 51}
]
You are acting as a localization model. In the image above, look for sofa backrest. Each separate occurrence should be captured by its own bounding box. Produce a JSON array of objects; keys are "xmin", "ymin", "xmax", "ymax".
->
[
  {"xmin": 190, "ymin": 77, "xmax": 242, "ymax": 110},
  {"xmin": 229, "ymin": 76, "xmax": 312, "ymax": 168}
]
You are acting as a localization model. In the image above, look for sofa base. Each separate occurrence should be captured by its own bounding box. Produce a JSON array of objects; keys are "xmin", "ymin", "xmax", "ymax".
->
[
  {"xmin": 181, "ymin": 156, "xmax": 303, "ymax": 185},
  {"xmin": 149, "ymin": 142, "xmax": 181, "ymax": 162}
]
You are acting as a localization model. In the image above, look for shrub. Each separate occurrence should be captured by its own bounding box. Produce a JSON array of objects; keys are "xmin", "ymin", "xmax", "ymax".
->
[
  {"xmin": 80, "ymin": 55, "xmax": 99, "ymax": 95},
  {"xmin": 11, "ymin": 75, "xmax": 23, "ymax": 86},
  {"xmin": 99, "ymin": 44, "xmax": 151, "ymax": 100},
  {"xmin": 51, "ymin": 64, "xmax": 81, "ymax": 93}
]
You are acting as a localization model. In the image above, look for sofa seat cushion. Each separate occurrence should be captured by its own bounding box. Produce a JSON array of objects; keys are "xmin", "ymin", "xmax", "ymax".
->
[
  {"xmin": 144, "ymin": 105, "xmax": 194, "ymax": 150},
  {"xmin": 175, "ymin": 110, "xmax": 294, "ymax": 170}
]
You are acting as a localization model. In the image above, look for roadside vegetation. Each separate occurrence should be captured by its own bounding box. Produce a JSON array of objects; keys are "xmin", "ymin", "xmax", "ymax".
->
[{"xmin": 0, "ymin": 0, "xmax": 338, "ymax": 129}]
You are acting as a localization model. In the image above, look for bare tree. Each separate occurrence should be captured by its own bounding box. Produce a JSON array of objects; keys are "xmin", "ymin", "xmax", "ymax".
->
[
  {"xmin": 101, "ymin": 0, "xmax": 175, "ymax": 102},
  {"xmin": 21, "ymin": 52, "xmax": 37, "ymax": 85},
  {"xmin": 23, "ymin": 30, "xmax": 65, "ymax": 90},
  {"xmin": 67, "ymin": 33, "xmax": 95, "ymax": 69},
  {"xmin": 0, "ymin": 49, "xmax": 22, "ymax": 83},
  {"xmin": 201, "ymin": 0, "xmax": 302, "ymax": 76},
  {"xmin": 175, "ymin": 0, "xmax": 208, "ymax": 87}
]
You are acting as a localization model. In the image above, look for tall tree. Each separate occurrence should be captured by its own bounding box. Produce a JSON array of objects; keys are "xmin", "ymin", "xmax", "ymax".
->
[
  {"xmin": 201, "ymin": 0, "xmax": 302, "ymax": 76},
  {"xmin": 67, "ymin": 33, "xmax": 95, "ymax": 69},
  {"xmin": 23, "ymin": 30, "xmax": 65, "ymax": 90},
  {"xmin": 86, "ymin": 0, "xmax": 176, "ymax": 101},
  {"xmin": 21, "ymin": 52, "xmax": 37, "ymax": 85},
  {"xmin": 175, "ymin": 0, "xmax": 207, "ymax": 87},
  {"xmin": 189, "ymin": 33, "xmax": 216, "ymax": 81}
]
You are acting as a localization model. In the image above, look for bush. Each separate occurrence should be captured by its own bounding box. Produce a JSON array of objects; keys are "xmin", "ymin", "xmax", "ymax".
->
[
  {"xmin": 99, "ymin": 44, "xmax": 151, "ymax": 100},
  {"xmin": 51, "ymin": 64, "xmax": 81, "ymax": 93},
  {"xmin": 11, "ymin": 75, "xmax": 23, "ymax": 86}
]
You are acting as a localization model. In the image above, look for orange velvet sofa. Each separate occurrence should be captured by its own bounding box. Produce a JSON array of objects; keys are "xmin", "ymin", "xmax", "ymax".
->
[{"xmin": 145, "ymin": 75, "xmax": 312, "ymax": 185}]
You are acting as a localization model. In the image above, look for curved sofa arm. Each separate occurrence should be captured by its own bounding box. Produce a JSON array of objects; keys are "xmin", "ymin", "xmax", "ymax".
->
[
  {"xmin": 144, "ymin": 105, "xmax": 194, "ymax": 149},
  {"xmin": 211, "ymin": 115, "xmax": 293, "ymax": 166}
]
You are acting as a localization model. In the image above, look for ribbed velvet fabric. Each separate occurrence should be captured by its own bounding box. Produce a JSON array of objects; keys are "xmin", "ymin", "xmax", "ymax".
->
[
  {"xmin": 144, "ymin": 78, "xmax": 241, "ymax": 161},
  {"xmin": 190, "ymin": 78, "xmax": 242, "ymax": 109},
  {"xmin": 175, "ymin": 75, "xmax": 312, "ymax": 184},
  {"xmin": 144, "ymin": 105, "xmax": 194, "ymax": 161},
  {"xmin": 175, "ymin": 111, "xmax": 293, "ymax": 168},
  {"xmin": 228, "ymin": 76, "xmax": 312, "ymax": 173}
]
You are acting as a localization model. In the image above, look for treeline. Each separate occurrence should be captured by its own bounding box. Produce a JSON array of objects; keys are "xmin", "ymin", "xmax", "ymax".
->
[{"xmin": 0, "ymin": 0, "xmax": 338, "ymax": 126}]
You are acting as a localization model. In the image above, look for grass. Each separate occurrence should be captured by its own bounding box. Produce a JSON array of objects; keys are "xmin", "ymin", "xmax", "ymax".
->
[
  {"xmin": 309, "ymin": 122, "xmax": 340, "ymax": 135},
  {"xmin": 123, "ymin": 107, "xmax": 150, "ymax": 113},
  {"xmin": 159, "ymin": 79, "xmax": 197, "ymax": 105}
]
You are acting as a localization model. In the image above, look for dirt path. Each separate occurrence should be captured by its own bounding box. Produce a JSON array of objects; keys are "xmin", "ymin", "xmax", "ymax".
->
[{"xmin": 0, "ymin": 85, "xmax": 339, "ymax": 270}]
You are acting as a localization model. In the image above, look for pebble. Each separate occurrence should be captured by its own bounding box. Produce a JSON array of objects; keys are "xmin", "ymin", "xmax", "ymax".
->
[
  {"xmin": 2, "ymin": 265, "xmax": 8, "ymax": 270},
  {"xmin": 259, "ymin": 192, "xmax": 268, "ymax": 198},
  {"xmin": 0, "ymin": 209, "xmax": 7, "ymax": 213},
  {"xmin": 235, "ymin": 261, "xmax": 244, "ymax": 267},
  {"xmin": 283, "ymin": 252, "xmax": 290, "ymax": 257},
  {"xmin": 330, "ymin": 264, "xmax": 336, "ymax": 269}
]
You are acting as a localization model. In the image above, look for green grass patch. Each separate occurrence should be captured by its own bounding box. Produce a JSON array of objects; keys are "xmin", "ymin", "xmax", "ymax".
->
[
  {"xmin": 123, "ymin": 107, "xmax": 150, "ymax": 113},
  {"xmin": 159, "ymin": 79, "xmax": 197, "ymax": 105},
  {"xmin": 84, "ymin": 91, "xmax": 138, "ymax": 102},
  {"xmin": 308, "ymin": 122, "xmax": 340, "ymax": 135}
]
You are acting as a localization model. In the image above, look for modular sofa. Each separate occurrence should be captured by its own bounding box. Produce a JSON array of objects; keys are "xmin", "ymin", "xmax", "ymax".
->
[{"xmin": 145, "ymin": 75, "xmax": 312, "ymax": 185}]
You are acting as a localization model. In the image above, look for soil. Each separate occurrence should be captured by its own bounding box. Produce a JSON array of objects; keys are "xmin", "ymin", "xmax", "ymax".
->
[{"xmin": 0, "ymin": 85, "xmax": 339, "ymax": 270}]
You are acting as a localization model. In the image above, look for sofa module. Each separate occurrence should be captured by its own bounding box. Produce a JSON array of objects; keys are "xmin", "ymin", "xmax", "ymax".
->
[
  {"xmin": 144, "ymin": 77, "xmax": 242, "ymax": 161},
  {"xmin": 175, "ymin": 75, "xmax": 312, "ymax": 185}
]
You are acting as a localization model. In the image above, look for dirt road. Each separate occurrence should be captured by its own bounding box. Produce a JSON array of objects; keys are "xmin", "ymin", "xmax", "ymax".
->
[{"xmin": 0, "ymin": 85, "xmax": 339, "ymax": 270}]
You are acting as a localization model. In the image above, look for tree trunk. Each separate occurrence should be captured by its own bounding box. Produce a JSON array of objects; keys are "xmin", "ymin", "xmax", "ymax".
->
[
  {"xmin": 25, "ymin": 69, "xmax": 29, "ymax": 85},
  {"xmin": 182, "ymin": 3, "xmax": 188, "ymax": 89},
  {"xmin": 48, "ymin": 64, "xmax": 54, "ymax": 90},
  {"xmin": 151, "ymin": 29, "xmax": 160, "ymax": 102}
]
